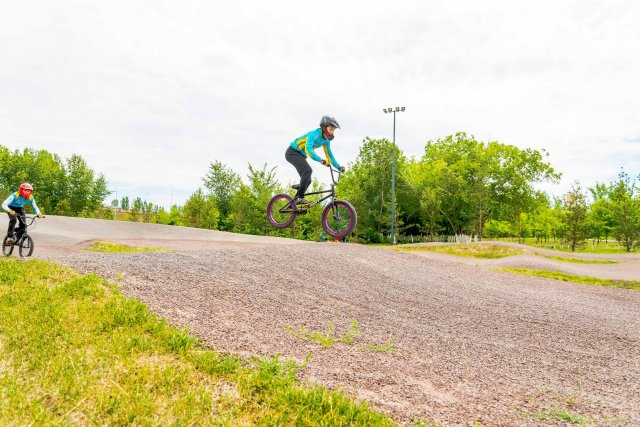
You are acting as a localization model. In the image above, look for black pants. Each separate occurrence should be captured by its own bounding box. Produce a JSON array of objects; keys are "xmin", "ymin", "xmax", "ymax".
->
[
  {"xmin": 285, "ymin": 146, "xmax": 312, "ymax": 199},
  {"xmin": 7, "ymin": 206, "xmax": 26, "ymax": 240}
]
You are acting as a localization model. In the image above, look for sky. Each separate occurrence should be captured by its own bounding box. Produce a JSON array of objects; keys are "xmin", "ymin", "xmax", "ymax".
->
[{"xmin": 1, "ymin": 0, "xmax": 639, "ymax": 208}]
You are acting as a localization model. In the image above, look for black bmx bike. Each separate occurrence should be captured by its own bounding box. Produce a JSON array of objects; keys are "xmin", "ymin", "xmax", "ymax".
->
[
  {"xmin": 2, "ymin": 215, "xmax": 43, "ymax": 257},
  {"xmin": 266, "ymin": 167, "xmax": 357, "ymax": 239}
]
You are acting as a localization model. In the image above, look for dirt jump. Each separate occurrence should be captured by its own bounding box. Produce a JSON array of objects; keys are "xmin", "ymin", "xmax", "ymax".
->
[{"xmin": 9, "ymin": 215, "xmax": 640, "ymax": 425}]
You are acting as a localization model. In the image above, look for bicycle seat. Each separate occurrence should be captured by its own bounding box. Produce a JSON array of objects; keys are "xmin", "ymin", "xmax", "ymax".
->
[{"xmin": 291, "ymin": 184, "xmax": 300, "ymax": 190}]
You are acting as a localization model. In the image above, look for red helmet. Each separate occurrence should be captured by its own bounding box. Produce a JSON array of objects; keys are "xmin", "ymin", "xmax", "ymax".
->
[{"xmin": 19, "ymin": 183, "xmax": 33, "ymax": 198}]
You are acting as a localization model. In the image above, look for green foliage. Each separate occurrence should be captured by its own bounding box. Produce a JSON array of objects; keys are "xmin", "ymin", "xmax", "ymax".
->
[
  {"xmin": 339, "ymin": 137, "xmax": 408, "ymax": 236},
  {"xmin": 0, "ymin": 146, "xmax": 110, "ymax": 216},
  {"xmin": 182, "ymin": 189, "xmax": 219, "ymax": 229},
  {"xmin": 559, "ymin": 182, "xmax": 590, "ymax": 252},
  {"xmin": 202, "ymin": 160, "xmax": 241, "ymax": 230},
  {"xmin": 608, "ymin": 170, "xmax": 640, "ymax": 252}
]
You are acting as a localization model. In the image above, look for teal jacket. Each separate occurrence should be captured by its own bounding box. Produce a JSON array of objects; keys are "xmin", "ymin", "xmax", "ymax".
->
[
  {"xmin": 2, "ymin": 192, "xmax": 41, "ymax": 215},
  {"xmin": 289, "ymin": 128, "xmax": 341, "ymax": 168}
]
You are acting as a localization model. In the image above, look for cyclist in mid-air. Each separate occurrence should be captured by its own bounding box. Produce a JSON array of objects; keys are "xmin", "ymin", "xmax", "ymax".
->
[
  {"xmin": 2, "ymin": 183, "xmax": 43, "ymax": 245},
  {"xmin": 286, "ymin": 115, "xmax": 345, "ymax": 205}
]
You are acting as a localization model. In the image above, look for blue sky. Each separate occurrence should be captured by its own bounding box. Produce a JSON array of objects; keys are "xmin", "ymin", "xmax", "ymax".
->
[{"xmin": 1, "ymin": 0, "xmax": 638, "ymax": 208}]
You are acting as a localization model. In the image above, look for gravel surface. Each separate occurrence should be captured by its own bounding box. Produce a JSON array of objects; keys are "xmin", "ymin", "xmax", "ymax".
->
[{"xmin": 43, "ymin": 242, "xmax": 640, "ymax": 426}]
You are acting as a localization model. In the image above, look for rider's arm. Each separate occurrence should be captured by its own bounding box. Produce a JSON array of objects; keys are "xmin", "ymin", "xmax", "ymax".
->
[
  {"xmin": 323, "ymin": 143, "xmax": 341, "ymax": 169},
  {"xmin": 2, "ymin": 194, "xmax": 15, "ymax": 212},
  {"xmin": 304, "ymin": 131, "xmax": 324, "ymax": 163},
  {"xmin": 29, "ymin": 198, "xmax": 41, "ymax": 216}
]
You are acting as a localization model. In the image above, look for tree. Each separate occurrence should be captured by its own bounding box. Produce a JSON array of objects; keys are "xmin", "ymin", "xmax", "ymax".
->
[
  {"xmin": 142, "ymin": 202, "xmax": 154, "ymax": 223},
  {"xmin": 340, "ymin": 138, "xmax": 408, "ymax": 238},
  {"xmin": 120, "ymin": 196, "xmax": 130, "ymax": 211},
  {"xmin": 66, "ymin": 155, "xmax": 98, "ymax": 215},
  {"xmin": 419, "ymin": 133, "xmax": 560, "ymax": 241},
  {"xmin": 129, "ymin": 197, "xmax": 143, "ymax": 222},
  {"xmin": 609, "ymin": 171, "xmax": 640, "ymax": 252},
  {"xmin": 588, "ymin": 183, "xmax": 614, "ymax": 244},
  {"xmin": 203, "ymin": 160, "xmax": 241, "ymax": 230},
  {"xmin": 560, "ymin": 182, "xmax": 589, "ymax": 252},
  {"xmin": 183, "ymin": 189, "xmax": 219, "ymax": 229}
]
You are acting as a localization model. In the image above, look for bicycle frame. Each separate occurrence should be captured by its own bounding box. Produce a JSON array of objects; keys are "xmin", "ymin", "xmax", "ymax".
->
[{"xmin": 279, "ymin": 167, "xmax": 342, "ymax": 213}]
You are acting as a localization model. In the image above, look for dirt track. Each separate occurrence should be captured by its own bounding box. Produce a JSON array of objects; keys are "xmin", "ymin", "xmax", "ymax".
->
[{"xmin": 18, "ymin": 216, "xmax": 640, "ymax": 426}]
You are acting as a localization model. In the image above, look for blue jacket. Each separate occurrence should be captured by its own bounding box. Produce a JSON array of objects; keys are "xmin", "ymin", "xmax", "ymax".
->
[
  {"xmin": 2, "ymin": 192, "xmax": 41, "ymax": 215},
  {"xmin": 290, "ymin": 128, "xmax": 341, "ymax": 168}
]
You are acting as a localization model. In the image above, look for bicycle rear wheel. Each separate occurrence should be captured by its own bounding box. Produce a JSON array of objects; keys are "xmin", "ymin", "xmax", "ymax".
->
[
  {"xmin": 2, "ymin": 235, "xmax": 14, "ymax": 256},
  {"xmin": 267, "ymin": 194, "xmax": 296, "ymax": 228},
  {"xmin": 322, "ymin": 200, "xmax": 357, "ymax": 238},
  {"xmin": 19, "ymin": 235, "xmax": 34, "ymax": 257}
]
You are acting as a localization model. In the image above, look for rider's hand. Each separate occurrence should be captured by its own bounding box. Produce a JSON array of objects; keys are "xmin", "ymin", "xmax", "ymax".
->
[
  {"xmin": 8, "ymin": 210, "xmax": 15, "ymax": 215},
  {"xmin": 339, "ymin": 166, "xmax": 345, "ymax": 173},
  {"xmin": 320, "ymin": 159, "xmax": 329, "ymax": 166}
]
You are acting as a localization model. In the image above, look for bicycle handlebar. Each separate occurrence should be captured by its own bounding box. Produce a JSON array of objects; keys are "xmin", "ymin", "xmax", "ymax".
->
[{"xmin": 15, "ymin": 215, "xmax": 44, "ymax": 227}]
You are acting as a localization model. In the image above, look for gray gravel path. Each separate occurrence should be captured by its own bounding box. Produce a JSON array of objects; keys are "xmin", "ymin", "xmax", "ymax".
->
[{"xmin": 44, "ymin": 242, "xmax": 640, "ymax": 426}]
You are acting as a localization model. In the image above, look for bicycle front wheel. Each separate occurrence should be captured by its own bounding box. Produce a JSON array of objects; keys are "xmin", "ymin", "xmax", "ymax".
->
[
  {"xmin": 267, "ymin": 194, "xmax": 296, "ymax": 228},
  {"xmin": 322, "ymin": 200, "xmax": 357, "ymax": 238},
  {"xmin": 2, "ymin": 235, "xmax": 14, "ymax": 256},
  {"xmin": 19, "ymin": 235, "xmax": 34, "ymax": 257}
]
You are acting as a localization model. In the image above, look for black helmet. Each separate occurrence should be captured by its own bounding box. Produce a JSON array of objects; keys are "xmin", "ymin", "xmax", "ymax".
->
[{"xmin": 320, "ymin": 115, "xmax": 340, "ymax": 129}]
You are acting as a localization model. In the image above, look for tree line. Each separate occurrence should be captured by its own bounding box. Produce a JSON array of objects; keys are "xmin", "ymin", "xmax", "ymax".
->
[
  {"xmin": 0, "ymin": 146, "xmax": 109, "ymax": 216},
  {"xmin": 2, "ymin": 136, "xmax": 638, "ymax": 252}
]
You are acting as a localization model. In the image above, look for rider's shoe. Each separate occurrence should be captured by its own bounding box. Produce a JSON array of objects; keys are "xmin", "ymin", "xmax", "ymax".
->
[{"xmin": 5, "ymin": 237, "xmax": 14, "ymax": 246}]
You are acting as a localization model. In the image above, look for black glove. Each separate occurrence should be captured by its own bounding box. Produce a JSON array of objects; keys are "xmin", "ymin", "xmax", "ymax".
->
[
  {"xmin": 339, "ymin": 166, "xmax": 345, "ymax": 173},
  {"xmin": 320, "ymin": 159, "xmax": 330, "ymax": 167}
]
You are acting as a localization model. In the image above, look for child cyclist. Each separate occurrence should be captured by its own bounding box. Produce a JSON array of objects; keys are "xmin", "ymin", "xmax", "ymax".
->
[
  {"xmin": 2, "ymin": 183, "xmax": 43, "ymax": 245},
  {"xmin": 286, "ymin": 115, "xmax": 345, "ymax": 205}
]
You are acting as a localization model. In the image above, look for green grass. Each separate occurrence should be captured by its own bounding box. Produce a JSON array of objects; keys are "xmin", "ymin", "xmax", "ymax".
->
[
  {"xmin": 493, "ymin": 237, "xmax": 636, "ymax": 254},
  {"xmin": 396, "ymin": 243, "xmax": 525, "ymax": 259},
  {"xmin": 84, "ymin": 241, "xmax": 164, "ymax": 253},
  {"xmin": 494, "ymin": 268, "xmax": 640, "ymax": 290},
  {"xmin": 542, "ymin": 255, "xmax": 619, "ymax": 264},
  {"xmin": 359, "ymin": 340, "xmax": 396, "ymax": 354},
  {"xmin": 531, "ymin": 408, "xmax": 593, "ymax": 425},
  {"xmin": 287, "ymin": 316, "xmax": 396, "ymax": 353},
  {"xmin": 286, "ymin": 319, "xmax": 363, "ymax": 349},
  {"xmin": 0, "ymin": 258, "xmax": 396, "ymax": 426}
]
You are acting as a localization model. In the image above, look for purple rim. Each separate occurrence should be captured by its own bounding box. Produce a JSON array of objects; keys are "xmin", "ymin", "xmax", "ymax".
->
[
  {"xmin": 267, "ymin": 194, "xmax": 295, "ymax": 228},
  {"xmin": 322, "ymin": 201, "xmax": 356, "ymax": 238}
]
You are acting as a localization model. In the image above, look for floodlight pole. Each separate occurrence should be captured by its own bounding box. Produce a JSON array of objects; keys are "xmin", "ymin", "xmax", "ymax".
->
[{"xmin": 382, "ymin": 106, "xmax": 405, "ymax": 245}]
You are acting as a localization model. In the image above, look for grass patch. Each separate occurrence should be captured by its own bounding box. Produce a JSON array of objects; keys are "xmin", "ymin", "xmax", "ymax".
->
[
  {"xmin": 84, "ymin": 241, "xmax": 164, "ymax": 253},
  {"xmin": 359, "ymin": 340, "xmax": 396, "ymax": 354},
  {"xmin": 531, "ymin": 408, "xmax": 593, "ymax": 425},
  {"xmin": 493, "ymin": 237, "xmax": 636, "ymax": 254},
  {"xmin": 0, "ymin": 258, "xmax": 396, "ymax": 426},
  {"xmin": 542, "ymin": 255, "xmax": 619, "ymax": 264},
  {"xmin": 286, "ymin": 319, "xmax": 363, "ymax": 349},
  {"xmin": 517, "ymin": 383, "xmax": 627, "ymax": 426},
  {"xmin": 396, "ymin": 243, "xmax": 524, "ymax": 259},
  {"xmin": 287, "ymin": 315, "xmax": 396, "ymax": 353},
  {"xmin": 494, "ymin": 268, "xmax": 640, "ymax": 290}
]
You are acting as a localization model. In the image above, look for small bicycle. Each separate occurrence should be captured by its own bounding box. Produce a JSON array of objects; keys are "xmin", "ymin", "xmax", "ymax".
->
[
  {"xmin": 2, "ymin": 215, "xmax": 43, "ymax": 257},
  {"xmin": 267, "ymin": 167, "xmax": 357, "ymax": 238}
]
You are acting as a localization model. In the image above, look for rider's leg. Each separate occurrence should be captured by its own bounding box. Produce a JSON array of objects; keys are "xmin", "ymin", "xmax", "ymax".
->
[
  {"xmin": 13, "ymin": 207, "xmax": 26, "ymax": 241},
  {"xmin": 285, "ymin": 147, "xmax": 312, "ymax": 200},
  {"xmin": 7, "ymin": 211, "xmax": 17, "ymax": 238}
]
